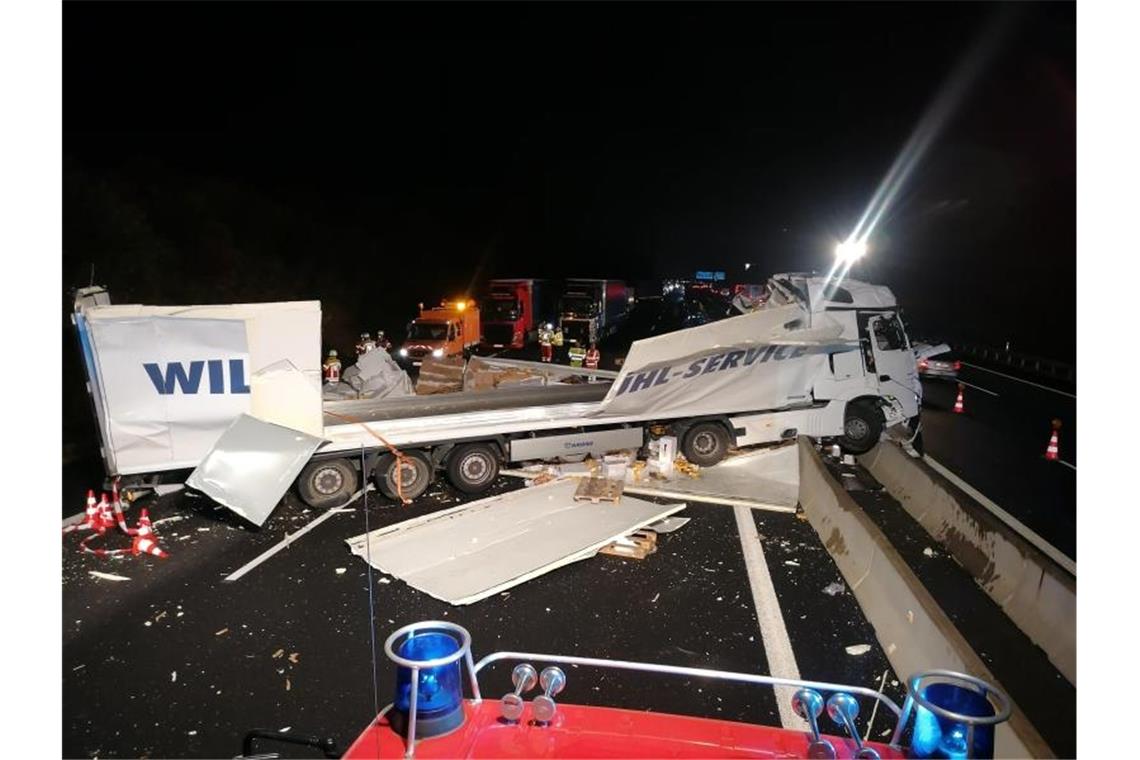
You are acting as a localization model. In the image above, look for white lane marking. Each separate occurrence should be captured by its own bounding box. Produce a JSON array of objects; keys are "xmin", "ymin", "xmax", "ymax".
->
[
  {"xmin": 960, "ymin": 362, "xmax": 1076, "ymax": 399},
  {"xmin": 224, "ymin": 487, "xmax": 372, "ymax": 582},
  {"xmin": 1059, "ymin": 459, "xmax": 1077, "ymax": 472},
  {"xmin": 924, "ymin": 456, "xmax": 1075, "ymax": 576},
  {"xmin": 955, "ymin": 379, "xmax": 999, "ymax": 397},
  {"xmin": 733, "ymin": 505, "xmax": 808, "ymax": 730}
]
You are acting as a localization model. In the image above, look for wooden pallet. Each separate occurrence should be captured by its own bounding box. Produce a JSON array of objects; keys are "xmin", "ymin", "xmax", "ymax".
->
[
  {"xmin": 573, "ymin": 477, "xmax": 624, "ymax": 504},
  {"xmin": 600, "ymin": 529, "xmax": 658, "ymax": 560}
]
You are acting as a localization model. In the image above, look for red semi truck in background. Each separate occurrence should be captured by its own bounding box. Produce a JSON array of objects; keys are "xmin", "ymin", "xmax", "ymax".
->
[{"xmin": 480, "ymin": 279, "xmax": 553, "ymax": 350}]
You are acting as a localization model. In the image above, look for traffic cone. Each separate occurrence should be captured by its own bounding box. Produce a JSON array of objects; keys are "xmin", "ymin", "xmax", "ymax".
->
[
  {"xmin": 131, "ymin": 509, "xmax": 168, "ymax": 558},
  {"xmin": 93, "ymin": 493, "xmax": 116, "ymax": 533},
  {"xmin": 110, "ymin": 481, "xmax": 138, "ymax": 536},
  {"xmin": 63, "ymin": 490, "xmax": 101, "ymax": 534},
  {"xmin": 1044, "ymin": 419, "xmax": 1061, "ymax": 461},
  {"xmin": 953, "ymin": 384, "xmax": 965, "ymax": 414}
]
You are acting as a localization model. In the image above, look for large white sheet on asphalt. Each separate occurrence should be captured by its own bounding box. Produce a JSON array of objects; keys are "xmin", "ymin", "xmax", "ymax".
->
[
  {"xmin": 624, "ymin": 444, "xmax": 799, "ymax": 512},
  {"xmin": 345, "ymin": 480, "xmax": 685, "ymax": 605}
]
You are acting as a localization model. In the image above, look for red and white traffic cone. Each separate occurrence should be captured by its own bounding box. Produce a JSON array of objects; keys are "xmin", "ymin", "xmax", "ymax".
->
[
  {"xmin": 131, "ymin": 509, "xmax": 168, "ymax": 558},
  {"xmin": 953, "ymin": 384, "xmax": 965, "ymax": 414},
  {"xmin": 1044, "ymin": 419, "xmax": 1061, "ymax": 461},
  {"xmin": 93, "ymin": 493, "xmax": 116, "ymax": 533},
  {"xmin": 111, "ymin": 481, "xmax": 138, "ymax": 536},
  {"xmin": 63, "ymin": 489, "xmax": 101, "ymax": 534}
]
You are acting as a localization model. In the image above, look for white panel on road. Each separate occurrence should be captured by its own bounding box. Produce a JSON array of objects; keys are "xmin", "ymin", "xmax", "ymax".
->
[
  {"xmin": 345, "ymin": 480, "xmax": 685, "ymax": 605},
  {"xmin": 625, "ymin": 445, "xmax": 799, "ymax": 512},
  {"xmin": 186, "ymin": 414, "xmax": 326, "ymax": 527}
]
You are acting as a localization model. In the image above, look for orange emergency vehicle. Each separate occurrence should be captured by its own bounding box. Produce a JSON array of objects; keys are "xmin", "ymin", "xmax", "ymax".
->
[{"xmin": 398, "ymin": 299, "xmax": 481, "ymax": 367}]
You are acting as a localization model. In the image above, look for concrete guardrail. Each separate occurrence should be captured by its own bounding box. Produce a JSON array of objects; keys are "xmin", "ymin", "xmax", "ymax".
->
[{"xmin": 796, "ymin": 437, "xmax": 1054, "ymax": 758}]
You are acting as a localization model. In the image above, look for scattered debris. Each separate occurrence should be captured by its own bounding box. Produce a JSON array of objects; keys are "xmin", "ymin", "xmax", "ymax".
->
[
  {"xmin": 600, "ymin": 529, "xmax": 657, "ymax": 560},
  {"xmin": 280, "ymin": 726, "xmax": 291, "ymax": 733},
  {"xmin": 822, "ymin": 582, "xmax": 846, "ymax": 596},
  {"xmin": 335, "ymin": 568, "xmax": 347, "ymax": 575},
  {"xmin": 285, "ymin": 677, "xmax": 291, "ymax": 691},
  {"xmin": 88, "ymin": 570, "xmax": 131, "ymax": 582},
  {"xmin": 650, "ymin": 593, "xmax": 660, "ymax": 603},
  {"xmin": 574, "ymin": 477, "xmax": 624, "ymax": 504},
  {"xmin": 72, "ymin": 664, "xmax": 86, "ymax": 671},
  {"xmin": 154, "ymin": 611, "xmax": 167, "ymax": 622},
  {"xmin": 187, "ymin": 730, "xmax": 197, "ymax": 736},
  {"xmin": 922, "ymin": 547, "xmax": 937, "ymax": 558},
  {"xmin": 647, "ymin": 516, "xmax": 691, "ymax": 534},
  {"xmin": 215, "ymin": 628, "xmax": 229, "ymax": 636},
  {"xmin": 288, "ymin": 652, "xmax": 300, "ymax": 664},
  {"xmin": 377, "ymin": 577, "xmax": 390, "ymax": 584},
  {"xmin": 906, "ymin": 610, "xmax": 915, "ymax": 624},
  {"xmin": 845, "ymin": 644, "xmax": 872, "ymax": 656},
  {"xmin": 171, "ymin": 671, "xmax": 177, "ymax": 683},
  {"xmin": 784, "ymin": 560, "xmax": 800, "ymax": 567},
  {"xmin": 273, "ymin": 649, "xmax": 285, "ymax": 659}
]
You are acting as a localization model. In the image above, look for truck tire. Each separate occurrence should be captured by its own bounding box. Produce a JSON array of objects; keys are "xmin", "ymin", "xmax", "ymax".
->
[
  {"xmin": 681, "ymin": 422, "xmax": 730, "ymax": 467},
  {"xmin": 446, "ymin": 442, "xmax": 499, "ymax": 494},
  {"xmin": 297, "ymin": 458, "xmax": 359, "ymax": 509},
  {"xmin": 374, "ymin": 451, "xmax": 433, "ymax": 502},
  {"xmin": 839, "ymin": 401, "xmax": 884, "ymax": 454}
]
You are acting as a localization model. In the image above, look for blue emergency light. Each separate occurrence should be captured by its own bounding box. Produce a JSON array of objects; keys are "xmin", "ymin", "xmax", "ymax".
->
[
  {"xmin": 385, "ymin": 622, "xmax": 473, "ymax": 740},
  {"xmin": 904, "ymin": 671, "xmax": 1011, "ymax": 760}
]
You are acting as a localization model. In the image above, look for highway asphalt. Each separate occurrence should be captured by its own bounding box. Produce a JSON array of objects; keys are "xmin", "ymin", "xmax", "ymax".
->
[
  {"xmin": 918, "ymin": 366, "xmax": 1076, "ymax": 560},
  {"xmin": 62, "ymin": 472, "xmax": 902, "ymax": 759}
]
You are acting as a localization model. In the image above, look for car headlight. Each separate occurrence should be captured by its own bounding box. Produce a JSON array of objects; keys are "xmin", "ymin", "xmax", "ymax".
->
[
  {"xmin": 399, "ymin": 348, "xmax": 408, "ymax": 357},
  {"xmin": 432, "ymin": 348, "xmax": 444, "ymax": 358}
]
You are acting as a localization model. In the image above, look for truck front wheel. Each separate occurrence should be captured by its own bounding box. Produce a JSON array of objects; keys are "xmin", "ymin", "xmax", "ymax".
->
[
  {"xmin": 446, "ymin": 443, "xmax": 500, "ymax": 494},
  {"xmin": 839, "ymin": 401, "xmax": 884, "ymax": 454},
  {"xmin": 375, "ymin": 451, "xmax": 433, "ymax": 502},
  {"xmin": 297, "ymin": 458, "xmax": 359, "ymax": 509},
  {"xmin": 681, "ymin": 422, "xmax": 730, "ymax": 467}
]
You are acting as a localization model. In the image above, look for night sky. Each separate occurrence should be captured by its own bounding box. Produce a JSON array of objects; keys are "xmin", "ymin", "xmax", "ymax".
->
[{"xmin": 63, "ymin": 1, "xmax": 1075, "ymax": 361}]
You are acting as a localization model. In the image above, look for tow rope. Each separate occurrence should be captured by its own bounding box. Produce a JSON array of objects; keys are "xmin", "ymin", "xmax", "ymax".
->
[{"xmin": 323, "ymin": 411, "xmax": 414, "ymax": 505}]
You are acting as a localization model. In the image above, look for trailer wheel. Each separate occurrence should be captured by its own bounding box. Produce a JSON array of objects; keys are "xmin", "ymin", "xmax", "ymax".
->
[
  {"xmin": 446, "ymin": 443, "xmax": 499, "ymax": 494},
  {"xmin": 839, "ymin": 401, "xmax": 884, "ymax": 454},
  {"xmin": 297, "ymin": 459, "xmax": 359, "ymax": 509},
  {"xmin": 374, "ymin": 451, "xmax": 433, "ymax": 502},
  {"xmin": 681, "ymin": 422, "xmax": 730, "ymax": 467}
]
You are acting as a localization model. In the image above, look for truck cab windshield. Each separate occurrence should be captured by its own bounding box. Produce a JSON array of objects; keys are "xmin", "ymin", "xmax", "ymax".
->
[
  {"xmin": 562, "ymin": 296, "xmax": 597, "ymax": 316},
  {"xmin": 407, "ymin": 322, "xmax": 449, "ymax": 341},
  {"xmin": 484, "ymin": 300, "xmax": 521, "ymax": 321}
]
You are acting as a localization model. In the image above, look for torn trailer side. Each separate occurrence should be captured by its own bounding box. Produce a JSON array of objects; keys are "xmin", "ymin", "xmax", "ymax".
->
[{"xmin": 73, "ymin": 273, "xmax": 923, "ymax": 515}]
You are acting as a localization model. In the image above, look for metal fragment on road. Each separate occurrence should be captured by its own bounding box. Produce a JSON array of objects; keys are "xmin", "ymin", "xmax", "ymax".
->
[
  {"xmin": 846, "ymin": 644, "xmax": 872, "ymax": 656},
  {"xmin": 215, "ymin": 628, "xmax": 229, "ymax": 636},
  {"xmin": 88, "ymin": 571, "xmax": 131, "ymax": 582},
  {"xmin": 822, "ymin": 582, "xmax": 846, "ymax": 596}
]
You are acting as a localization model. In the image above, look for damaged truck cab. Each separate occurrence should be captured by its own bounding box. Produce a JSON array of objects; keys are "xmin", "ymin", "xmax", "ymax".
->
[{"xmin": 766, "ymin": 273, "xmax": 922, "ymax": 452}]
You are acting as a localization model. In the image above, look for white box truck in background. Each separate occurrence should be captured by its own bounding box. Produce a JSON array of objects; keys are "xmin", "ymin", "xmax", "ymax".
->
[{"xmin": 72, "ymin": 273, "xmax": 922, "ymax": 515}]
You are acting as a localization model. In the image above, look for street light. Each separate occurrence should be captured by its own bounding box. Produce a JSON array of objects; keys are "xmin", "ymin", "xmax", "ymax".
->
[{"xmin": 835, "ymin": 238, "xmax": 868, "ymax": 264}]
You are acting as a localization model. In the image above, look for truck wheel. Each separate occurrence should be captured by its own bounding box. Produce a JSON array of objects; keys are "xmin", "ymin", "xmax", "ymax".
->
[
  {"xmin": 839, "ymin": 401, "xmax": 884, "ymax": 454},
  {"xmin": 374, "ymin": 451, "xmax": 433, "ymax": 502},
  {"xmin": 446, "ymin": 443, "xmax": 499, "ymax": 494},
  {"xmin": 297, "ymin": 458, "xmax": 359, "ymax": 509},
  {"xmin": 681, "ymin": 422, "xmax": 730, "ymax": 467}
]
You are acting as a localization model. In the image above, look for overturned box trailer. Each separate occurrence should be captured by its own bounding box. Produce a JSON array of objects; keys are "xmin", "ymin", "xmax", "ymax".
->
[{"xmin": 72, "ymin": 273, "xmax": 922, "ymax": 519}]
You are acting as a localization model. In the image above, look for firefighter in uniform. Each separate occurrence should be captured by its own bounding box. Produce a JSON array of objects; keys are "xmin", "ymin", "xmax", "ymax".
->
[
  {"xmin": 323, "ymin": 350, "xmax": 342, "ymax": 384},
  {"xmin": 538, "ymin": 324, "xmax": 554, "ymax": 363},
  {"xmin": 356, "ymin": 332, "xmax": 374, "ymax": 358},
  {"xmin": 375, "ymin": 330, "xmax": 392, "ymax": 351},
  {"xmin": 568, "ymin": 344, "xmax": 586, "ymax": 368},
  {"xmin": 585, "ymin": 343, "xmax": 601, "ymax": 370}
]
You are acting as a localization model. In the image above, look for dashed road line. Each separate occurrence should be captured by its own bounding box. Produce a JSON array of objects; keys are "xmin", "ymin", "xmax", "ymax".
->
[{"xmin": 733, "ymin": 505, "xmax": 808, "ymax": 730}]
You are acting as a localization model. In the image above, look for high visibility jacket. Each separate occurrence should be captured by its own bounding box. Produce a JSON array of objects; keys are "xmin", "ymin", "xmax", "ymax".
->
[
  {"xmin": 568, "ymin": 346, "xmax": 586, "ymax": 367},
  {"xmin": 323, "ymin": 358, "xmax": 342, "ymax": 384}
]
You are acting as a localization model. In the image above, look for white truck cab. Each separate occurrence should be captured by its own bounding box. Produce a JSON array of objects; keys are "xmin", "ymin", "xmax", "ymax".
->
[{"xmin": 765, "ymin": 273, "xmax": 922, "ymax": 451}]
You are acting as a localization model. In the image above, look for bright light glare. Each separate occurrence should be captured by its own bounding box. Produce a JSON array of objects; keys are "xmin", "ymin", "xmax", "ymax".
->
[
  {"xmin": 835, "ymin": 239, "xmax": 868, "ymax": 263},
  {"xmin": 456, "ymin": 301, "xmax": 466, "ymax": 311},
  {"xmin": 399, "ymin": 348, "xmax": 408, "ymax": 357},
  {"xmin": 432, "ymin": 348, "xmax": 444, "ymax": 358}
]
